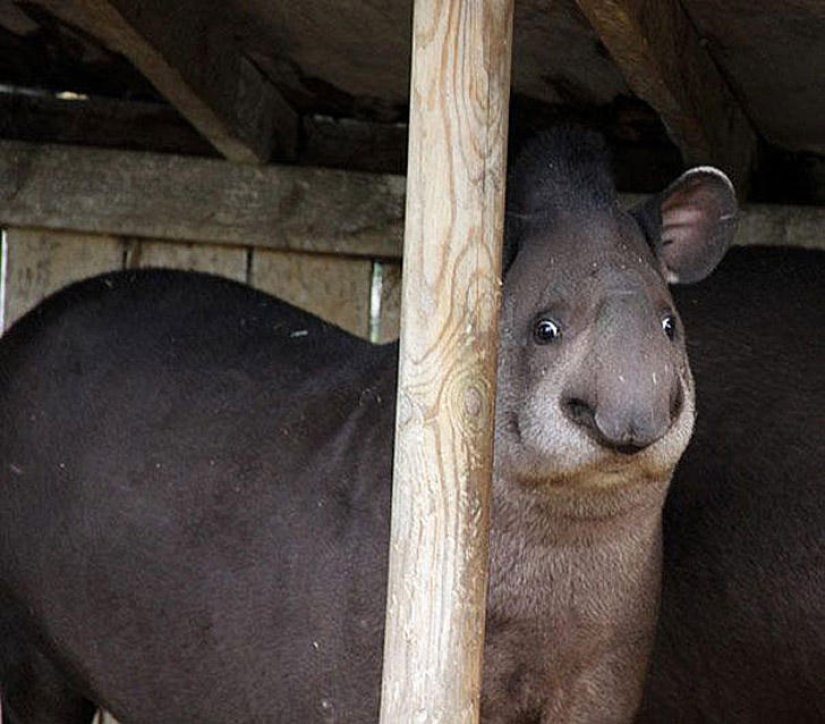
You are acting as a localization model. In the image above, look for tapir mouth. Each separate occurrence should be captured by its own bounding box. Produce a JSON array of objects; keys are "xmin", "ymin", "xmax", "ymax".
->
[{"xmin": 612, "ymin": 442, "xmax": 654, "ymax": 456}]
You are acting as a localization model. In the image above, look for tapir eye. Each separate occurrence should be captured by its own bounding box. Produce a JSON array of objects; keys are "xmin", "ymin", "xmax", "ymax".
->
[
  {"xmin": 661, "ymin": 314, "xmax": 677, "ymax": 340},
  {"xmin": 533, "ymin": 317, "xmax": 562, "ymax": 344}
]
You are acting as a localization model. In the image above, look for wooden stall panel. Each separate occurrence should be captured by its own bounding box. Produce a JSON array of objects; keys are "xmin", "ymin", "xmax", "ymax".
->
[
  {"xmin": 250, "ymin": 248, "xmax": 372, "ymax": 339},
  {"xmin": 126, "ymin": 239, "xmax": 248, "ymax": 281},
  {"xmin": 2, "ymin": 228, "xmax": 126, "ymax": 332}
]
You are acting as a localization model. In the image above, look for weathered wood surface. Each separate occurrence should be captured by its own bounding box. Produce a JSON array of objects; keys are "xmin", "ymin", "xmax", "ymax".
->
[
  {"xmin": 2, "ymin": 228, "xmax": 125, "ymax": 330},
  {"xmin": 1, "ymin": 141, "xmax": 824, "ymax": 261},
  {"xmin": 379, "ymin": 0, "xmax": 514, "ymax": 721},
  {"xmin": 574, "ymin": 0, "xmax": 756, "ymax": 194},
  {"xmin": 35, "ymin": 0, "xmax": 296, "ymax": 163},
  {"xmin": 0, "ymin": 140, "xmax": 406, "ymax": 258},
  {"xmin": 250, "ymin": 249, "xmax": 373, "ymax": 339},
  {"xmin": 736, "ymin": 204, "xmax": 825, "ymax": 251},
  {"xmin": 1, "ymin": 229, "xmax": 381, "ymax": 341},
  {"xmin": 125, "ymin": 239, "xmax": 248, "ymax": 282}
]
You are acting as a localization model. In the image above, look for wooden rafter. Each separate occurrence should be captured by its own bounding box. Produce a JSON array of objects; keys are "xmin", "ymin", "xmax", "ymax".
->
[
  {"xmin": 34, "ymin": 0, "xmax": 297, "ymax": 164},
  {"xmin": 575, "ymin": 0, "xmax": 756, "ymax": 195}
]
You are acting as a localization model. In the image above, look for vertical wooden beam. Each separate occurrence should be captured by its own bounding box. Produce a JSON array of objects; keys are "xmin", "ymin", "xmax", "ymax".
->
[{"xmin": 380, "ymin": 0, "xmax": 514, "ymax": 722}]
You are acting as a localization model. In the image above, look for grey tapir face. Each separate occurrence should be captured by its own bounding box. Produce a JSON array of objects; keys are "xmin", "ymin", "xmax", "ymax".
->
[{"xmin": 495, "ymin": 140, "xmax": 737, "ymax": 490}]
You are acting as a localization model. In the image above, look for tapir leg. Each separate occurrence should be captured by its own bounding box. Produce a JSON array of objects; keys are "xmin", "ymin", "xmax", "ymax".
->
[{"xmin": 0, "ymin": 609, "xmax": 96, "ymax": 724}]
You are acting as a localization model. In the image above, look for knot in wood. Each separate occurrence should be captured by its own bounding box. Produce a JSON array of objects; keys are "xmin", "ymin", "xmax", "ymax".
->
[
  {"xmin": 450, "ymin": 373, "xmax": 492, "ymax": 436},
  {"xmin": 464, "ymin": 385, "xmax": 484, "ymax": 418}
]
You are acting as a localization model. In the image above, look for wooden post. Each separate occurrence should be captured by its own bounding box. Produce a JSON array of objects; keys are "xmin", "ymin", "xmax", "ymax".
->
[{"xmin": 379, "ymin": 1, "xmax": 514, "ymax": 722}]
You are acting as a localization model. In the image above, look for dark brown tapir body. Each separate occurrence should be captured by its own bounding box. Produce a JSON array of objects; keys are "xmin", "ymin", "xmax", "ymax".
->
[
  {"xmin": 0, "ymin": 128, "xmax": 821, "ymax": 723},
  {"xmin": 639, "ymin": 245, "xmax": 825, "ymax": 723}
]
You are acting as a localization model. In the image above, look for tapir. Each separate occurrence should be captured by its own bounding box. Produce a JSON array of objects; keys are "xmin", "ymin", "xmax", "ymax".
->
[
  {"xmin": 0, "ymin": 128, "xmax": 736, "ymax": 723},
  {"xmin": 638, "ymin": 245, "xmax": 825, "ymax": 723}
]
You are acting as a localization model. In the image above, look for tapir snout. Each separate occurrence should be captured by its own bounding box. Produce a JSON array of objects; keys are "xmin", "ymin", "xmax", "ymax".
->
[{"xmin": 561, "ymin": 287, "xmax": 683, "ymax": 452}]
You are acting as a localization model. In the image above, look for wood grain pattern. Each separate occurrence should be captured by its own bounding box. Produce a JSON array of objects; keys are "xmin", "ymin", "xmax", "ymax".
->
[
  {"xmin": 126, "ymin": 239, "xmax": 248, "ymax": 282},
  {"xmin": 2, "ymin": 228, "xmax": 125, "ymax": 330},
  {"xmin": 575, "ymin": 0, "xmax": 756, "ymax": 194},
  {"xmin": 250, "ymin": 249, "xmax": 372, "ymax": 338},
  {"xmin": 1, "ymin": 140, "xmax": 822, "ymax": 265},
  {"xmin": 379, "ymin": 0, "xmax": 514, "ymax": 721},
  {"xmin": 0, "ymin": 140, "xmax": 406, "ymax": 258}
]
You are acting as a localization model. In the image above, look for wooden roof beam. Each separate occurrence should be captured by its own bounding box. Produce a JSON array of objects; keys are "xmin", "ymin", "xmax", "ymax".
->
[
  {"xmin": 575, "ymin": 0, "xmax": 757, "ymax": 196},
  {"xmin": 34, "ymin": 0, "xmax": 297, "ymax": 164}
]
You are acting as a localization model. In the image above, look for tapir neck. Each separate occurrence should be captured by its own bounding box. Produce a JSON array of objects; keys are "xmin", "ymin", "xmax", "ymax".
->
[{"xmin": 483, "ymin": 473, "xmax": 669, "ymax": 723}]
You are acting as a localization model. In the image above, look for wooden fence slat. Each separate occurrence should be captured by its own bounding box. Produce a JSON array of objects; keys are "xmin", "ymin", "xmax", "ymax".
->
[
  {"xmin": 127, "ymin": 239, "xmax": 248, "ymax": 281},
  {"xmin": 250, "ymin": 249, "xmax": 373, "ymax": 339},
  {"xmin": 2, "ymin": 228, "xmax": 126, "ymax": 331},
  {"xmin": 379, "ymin": 0, "xmax": 514, "ymax": 721}
]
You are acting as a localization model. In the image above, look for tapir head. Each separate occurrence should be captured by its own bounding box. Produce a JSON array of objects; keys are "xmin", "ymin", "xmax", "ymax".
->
[{"xmin": 495, "ymin": 129, "xmax": 737, "ymax": 489}]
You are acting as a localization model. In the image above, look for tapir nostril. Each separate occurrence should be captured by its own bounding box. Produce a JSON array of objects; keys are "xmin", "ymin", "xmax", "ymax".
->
[
  {"xmin": 562, "ymin": 397, "xmax": 596, "ymax": 429},
  {"xmin": 670, "ymin": 383, "xmax": 685, "ymax": 420}
]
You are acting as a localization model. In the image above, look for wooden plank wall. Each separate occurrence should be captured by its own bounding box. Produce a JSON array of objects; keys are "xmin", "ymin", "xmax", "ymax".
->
[{"xmin": 0, "ymin": 228, "xmax": 403, "ymax": 343}]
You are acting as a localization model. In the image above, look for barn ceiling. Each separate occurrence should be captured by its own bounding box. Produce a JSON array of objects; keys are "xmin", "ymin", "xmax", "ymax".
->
[{"xmin": 0, "ymin": 0, "xmax": 823, "ymax": 203}]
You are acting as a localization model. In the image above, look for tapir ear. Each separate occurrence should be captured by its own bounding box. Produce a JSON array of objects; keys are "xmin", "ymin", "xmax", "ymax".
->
[{"xmin": 632, "ymin": 167, "xmax": 737, "ymax": 284}]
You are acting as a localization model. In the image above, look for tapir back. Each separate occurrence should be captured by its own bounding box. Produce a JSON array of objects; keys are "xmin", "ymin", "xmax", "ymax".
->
[{"xmin": 0, "ymin": 270, "xmax": 397, "ymax": 722}]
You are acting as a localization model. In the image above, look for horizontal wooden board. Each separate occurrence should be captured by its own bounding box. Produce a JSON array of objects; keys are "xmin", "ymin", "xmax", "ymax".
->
[
  {"xmin": 735, "ymin": 204, "xmax": 825, "ymax": 251},
  {"xmin": 0, "ymin": 140, "xmax": 406, "ymax": 258},
  {"xmin": 0, "ymin": 142, "xmax": 822, "ymax": 262}
]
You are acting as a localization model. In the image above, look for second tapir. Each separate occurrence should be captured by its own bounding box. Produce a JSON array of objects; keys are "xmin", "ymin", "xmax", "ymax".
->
[{"xmin": 0, "ymin": 128, "xmax": 736, "ymax": 723}]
